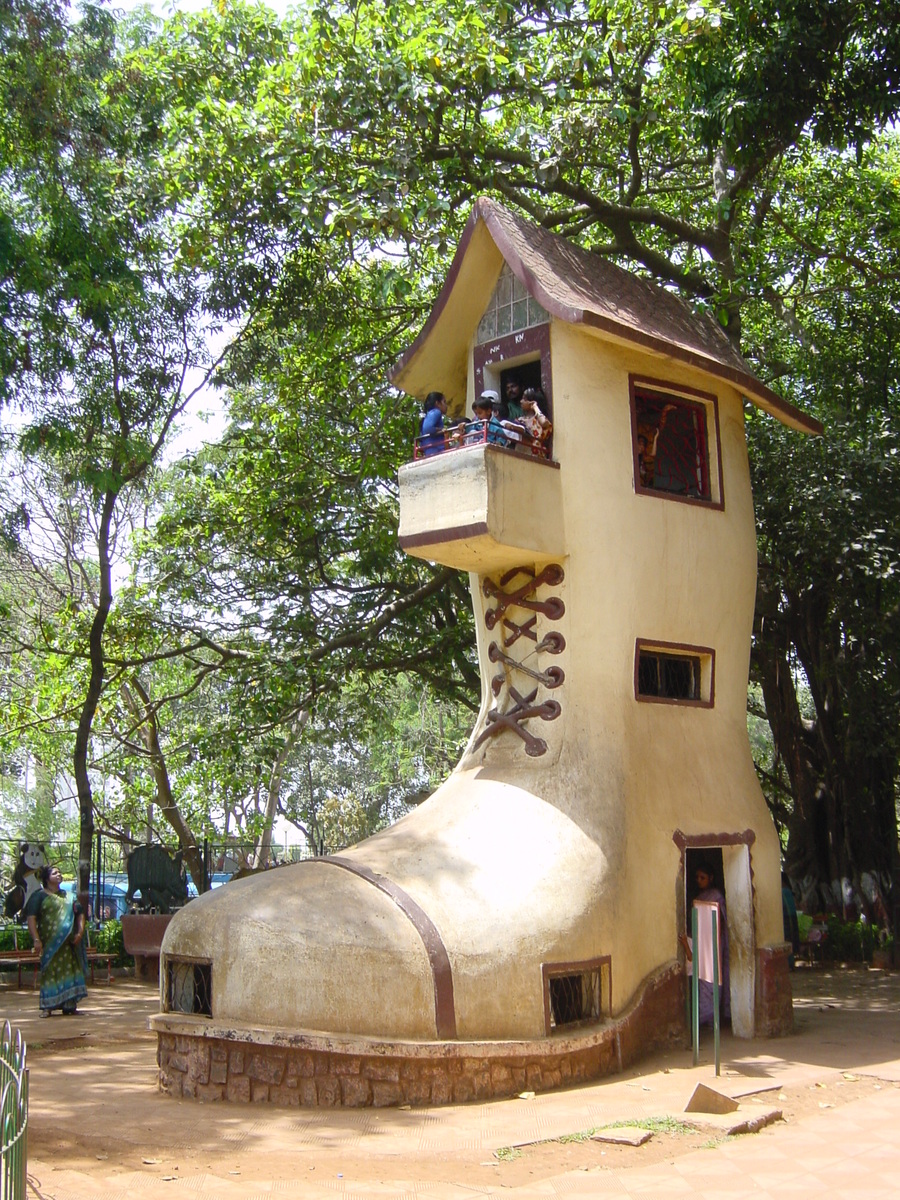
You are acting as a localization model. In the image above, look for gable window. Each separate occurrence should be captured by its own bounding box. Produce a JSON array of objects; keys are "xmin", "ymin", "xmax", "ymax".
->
[
  {"xmin": 630, "ymin": 378, "xmax": 723, "ymax": 508},
  {"xmin": 635, "ymin": 640, "xmax": 715, "ymax": 708},
  {"xmin": 477, "ymin": 263, "xmax": 549, "ymax": 342}
]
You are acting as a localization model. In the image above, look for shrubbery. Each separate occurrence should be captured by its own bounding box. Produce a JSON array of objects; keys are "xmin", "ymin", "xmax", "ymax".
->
[
  {"xmin": 91, "ymin": 919, "xmax": 131, "ymax": 967},
  {"xmin": 825, "ymin": 917, "xmax": 893, "ymax": 963}
]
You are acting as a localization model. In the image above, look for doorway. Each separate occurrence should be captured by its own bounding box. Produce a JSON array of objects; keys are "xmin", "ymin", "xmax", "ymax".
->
[{"xmin": 680, "ymin": 838, "xmax": 756, "ymax": 1037}]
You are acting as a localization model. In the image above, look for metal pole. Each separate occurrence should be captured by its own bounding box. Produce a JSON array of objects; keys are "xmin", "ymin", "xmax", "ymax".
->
[
  {"xmin": 712, "ymin": 910, "xmax": 720, "ymax": 1077},
  {"xmin": 691, "ymin": 905, "xmax": 699, "ymax": 1066}
]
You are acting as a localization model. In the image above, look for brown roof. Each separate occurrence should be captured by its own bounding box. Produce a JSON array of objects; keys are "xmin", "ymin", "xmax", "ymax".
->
[{"xmin": 392, "ymin": 198, "xmax": 822, "ymax": 435}]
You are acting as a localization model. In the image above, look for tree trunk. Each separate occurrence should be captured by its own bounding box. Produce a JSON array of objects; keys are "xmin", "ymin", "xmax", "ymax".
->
[
  {"xmin": 255, "ymin": 712, "xmax": 308, "ymax": 866},
  {"xmin": 121, "ymin": 678, "xmax": 207, "ymax": 893},
  {"xmin": 73, "ymin": 488, "xmax": 118, "ymax": 897},
  {"xmin": 754, "ymin": 575, "xmax": 899, "ymax": 925}
]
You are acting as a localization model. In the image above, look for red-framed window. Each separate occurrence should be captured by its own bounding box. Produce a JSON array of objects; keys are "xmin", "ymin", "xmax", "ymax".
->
[{"xmin": 630, "ymin": 378, "xmax": 723, "ymax": 508}]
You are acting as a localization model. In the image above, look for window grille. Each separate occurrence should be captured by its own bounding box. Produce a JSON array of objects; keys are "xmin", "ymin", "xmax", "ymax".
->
[
  {"xmin": 542, "ymin": 957, "xmax": 611, "ymax": 1033},
  {"xmin": 634, "ymin": 641, "xmax": 714, "ymax": 707},
  {"xmin": 477, "ymin": 264, "xmax": 549, "ymax": 343},
  {"xmin": 166, "ymin": 958, "xmax": 212, "ymax": 1017},
  {"xmin": 638, "ymin": 650, "xmax": 700, "ymax": 701},
  {"xmin": 633, "ymin": 390, "xmax": 712, "ymax": 501}
]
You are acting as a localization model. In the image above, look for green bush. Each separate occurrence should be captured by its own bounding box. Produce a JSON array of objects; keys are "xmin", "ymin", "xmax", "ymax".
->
[
  {"xmin": 0, "ymin": 923, "xmax": 26, "ymax": 952},
  {"xmin": 90, "ymin": 919, "xmax": 131, "ymax": 967},
  {"xmin": 825, "ymin": 916, "xmax": 881, "ymax": 962}
]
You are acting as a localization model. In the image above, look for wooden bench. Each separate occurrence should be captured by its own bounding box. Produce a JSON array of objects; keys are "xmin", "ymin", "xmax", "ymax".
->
[
  {"xmin": 85, "ymin": 931, "xmax": 116, "ymax": 985},
  {"xmin": 0, "ymin": 924, "xmax": 116, "ymax": 987}
]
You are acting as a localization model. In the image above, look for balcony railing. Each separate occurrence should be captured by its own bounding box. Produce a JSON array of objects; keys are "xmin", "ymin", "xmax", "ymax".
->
[{"xmin": 414, "ymin": 418, "xmax": 551, "ymax": 461}]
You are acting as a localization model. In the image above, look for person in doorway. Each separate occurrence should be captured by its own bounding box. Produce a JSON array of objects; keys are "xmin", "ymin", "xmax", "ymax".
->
[
  {"xmin": 419, "ymin": 391, "xmax": 448, "ymax": 456},
  {"xmin": 679, "ymin": 860, "xmax": 730, "ymax": 1025},
  {"xmin": 25, "ymin": 865, "xmax": 88, "ymax": 1017},
  {"xmin": 502, "ymin": 374, "xmax": 525, "ymax": 420}
]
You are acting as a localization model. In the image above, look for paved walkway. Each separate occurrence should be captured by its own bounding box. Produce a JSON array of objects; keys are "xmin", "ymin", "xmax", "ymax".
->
[{"xmin": 6, "ymin": 966, "xmax": 899, "ymax": 1199}]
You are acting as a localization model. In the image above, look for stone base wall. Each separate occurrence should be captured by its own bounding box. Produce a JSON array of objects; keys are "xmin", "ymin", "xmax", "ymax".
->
[
  {"xmin": 155, "ymin": 963, "xmax": 685, "ymax": 1108},
  {"xmin": 755, "ymin": 943, "xmax": 794, "ymax": 1036}
]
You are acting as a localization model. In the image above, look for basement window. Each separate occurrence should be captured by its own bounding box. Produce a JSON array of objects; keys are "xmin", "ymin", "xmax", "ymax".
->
[
  {"xmin": 542, "ymin": 956, "xmax": 611, "ymax": 1034},
  {"xmin": 631, "ymin": 379, "xmax": 723, "ymax": 507},
  {"xmin": 635, "ymin": 640, "xmax": 715, "ymax": 708},
  {"xmin": 165, "ymin": 958, "xmax": 212, "ymax": 1017}
]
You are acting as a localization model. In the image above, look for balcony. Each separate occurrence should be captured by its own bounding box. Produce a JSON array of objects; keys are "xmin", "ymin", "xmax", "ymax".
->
[{"xmin": 398, "ymin": 435, "xmax": 565, "ymax": 573}]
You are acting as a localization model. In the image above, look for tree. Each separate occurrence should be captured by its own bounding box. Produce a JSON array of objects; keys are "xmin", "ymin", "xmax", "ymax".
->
[
  {"xmin": 5, "ymin": 0, "xmax": 900, "ymax": 914},
  {"xmin": 0, "ymin": 0, "xmax": 316, "ymax": 890}
]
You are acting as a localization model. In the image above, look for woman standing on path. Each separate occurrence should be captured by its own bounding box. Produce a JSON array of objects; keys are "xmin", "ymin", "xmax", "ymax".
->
[{"xmin": 25, "ymin": 865, "xmax": 88, "ymax": 1017}]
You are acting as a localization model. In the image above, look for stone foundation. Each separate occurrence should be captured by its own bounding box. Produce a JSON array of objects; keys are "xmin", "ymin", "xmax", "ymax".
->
[
  {"xmin": 755, "ymin": 943, "xmax": 794, "ymax": 1036},
  {"xmin": 153, "ymin": 962, "xmax": 685, "ymax": 1107}
]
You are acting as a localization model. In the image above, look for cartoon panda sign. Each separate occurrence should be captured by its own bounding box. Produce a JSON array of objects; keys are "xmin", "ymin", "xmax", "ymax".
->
[{"xmin": 3, "ymin": 842, "xmax": 48, "ymax": 917}]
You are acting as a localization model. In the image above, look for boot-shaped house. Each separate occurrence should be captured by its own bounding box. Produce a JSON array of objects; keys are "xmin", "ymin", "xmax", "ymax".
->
[{"xmin": 154, "ymin": 200, "xmax": 819, "ymax": 1106}]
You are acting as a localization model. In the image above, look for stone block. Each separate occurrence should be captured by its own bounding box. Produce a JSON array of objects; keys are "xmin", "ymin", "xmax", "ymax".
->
[
  {"xmin": 159, "ymin": 1070, "xmax": 183, "ymax": 1097},
  {"xmin": 316, "ymin": 1076, "xmax": 340, "ymax": 1107},
  {"xmin": 333, "ymin": 1056, "xmax": 362, "ymax": 1076},
  {"xmin": 287, "ymin": 1054, "xmax": 316, "ymax": 1081},
  {"xmin": 188, "ymin": 1044, "xmax": 211, "ymax": 1085},
  {"xmin": 371, "ymin": 1081, "xmax": 403, "ymax": 1107},
  {"xmin": 362, "ymin": 1060, "xmax": 401, "ymax": 1082},
  {"xmin": 269, "ymin": 1085, "xmax": 301, "ymax": 1107},
  {"xmin": 209, "ymin": 1058, "xmax": 228, "ymax": 1086},
  {"xmin": 471, "ymin": 1069, "xmax": 493, "ymax": 1099},
  {"xmin": 489, "ymin": 1063, "xmax": 512, "ymax": 1089},
  {"xmin": 430, "ymin": 1074, "xmax": 453, "ymax": 1105},
  {"xmin": 525, "ymin": 1063, "xmax": 543, "ymax": 1090},
  {"xmin": 228, "ymin": 1047, "xmax": 245, "ymax": 1075},
  {"xmin": 339, "ymin": 1075, "xmax": 372, "ymax": 1107},
  {"xmin": 540, "ymin": 1066, "xmax": 562, "ymax": 1090},
  {"xmin": 299, "ymin": 1079, "xmax": 318, "ymax": 1106},
  {"xmin": 226, "ymin": 1075, "xmax": 251, "ymax": 1103},
  {"xmin": 210, "ymin": 1045, "xmax": 228, "ymax": 1065},
  {"xmin": 405, "ymin": 1077, "xmax": 432, "ymax": 1106},
  {"xmin": 250, "ymin": 1080, "xmax": 270, "ymax": 1102},
  {"xmin": 451, "ymin": 1075, "xmax": 476, "ymax": 1104},
  {"xmin": 166, "ymin": 1052, "xmax": 188, "ymax": 1075},
  {"xmin": 195, "ymin": 1082, "xmax": 225, "ymax": 1102},
  {"xmin": 248, "ymin": 1052, "xmax": 285, "ymax": 1086}
]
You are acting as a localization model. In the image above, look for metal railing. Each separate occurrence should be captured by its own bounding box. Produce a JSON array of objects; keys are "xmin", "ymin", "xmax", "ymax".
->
[
  {"xmin": 413, "ymin": 417, "xmax": 551, "ymax": 461},
  {"xmin": 0, "ymin": 1022, "xmax": 27, "ymax": 1200}
]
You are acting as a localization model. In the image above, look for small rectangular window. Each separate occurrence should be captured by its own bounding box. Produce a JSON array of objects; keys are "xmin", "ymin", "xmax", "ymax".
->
[
  {"xmin": 635, "ymin": 640, "xmax": 715, "ymax": 707},
  {"xmin": 630, "ymin": 378, "xmax": 723, "ymax": 508},
  {"xmin": 542, "ymin": 956, "xmax": 611, "ymax": 1034},
  {"xmin": 165, "ymin": 958, "xmax": 212, "ymax": 1017}
]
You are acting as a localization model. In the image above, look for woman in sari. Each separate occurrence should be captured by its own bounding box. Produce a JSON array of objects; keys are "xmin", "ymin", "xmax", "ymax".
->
[
  {"xmin": 679, "ymin": 861, "xmax": 731, "ymax": 1026},
  {"xmin": 25, "ymin": 865, "xmax": 88, "ymax": 1016}
]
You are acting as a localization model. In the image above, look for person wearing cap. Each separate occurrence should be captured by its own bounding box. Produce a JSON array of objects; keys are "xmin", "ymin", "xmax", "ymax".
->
[{"xmin": 466, "ymin": 392, "xmax": 512, "ymax": 446}]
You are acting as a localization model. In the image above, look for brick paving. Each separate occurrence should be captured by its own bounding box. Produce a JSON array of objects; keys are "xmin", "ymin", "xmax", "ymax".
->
[{"xmin": 6, "ymin": 966, "xmax": 899, "ymax": 1199}]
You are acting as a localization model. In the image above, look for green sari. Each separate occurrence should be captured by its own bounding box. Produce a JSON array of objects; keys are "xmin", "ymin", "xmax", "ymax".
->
[{"xmin": 24, "ymin": 889, "xmax": 88, "ymax": 1013}]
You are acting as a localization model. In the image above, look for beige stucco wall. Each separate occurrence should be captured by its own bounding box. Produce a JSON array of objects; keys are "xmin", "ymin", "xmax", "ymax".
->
[{"xmin": 162, "ymin": 309, "xmax": 785, "ymax": 1045}]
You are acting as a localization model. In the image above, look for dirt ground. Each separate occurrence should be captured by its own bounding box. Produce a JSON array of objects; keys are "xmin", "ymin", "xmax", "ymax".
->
[{"xmin": 10, "ymin": 964, "xmax": 900, "ymax": 1196}]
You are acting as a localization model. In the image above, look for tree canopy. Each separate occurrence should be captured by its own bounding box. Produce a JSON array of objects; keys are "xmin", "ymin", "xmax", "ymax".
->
[{"xmin": 2, "ymin": 0, "xmax": 900, "ymax": 922}]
